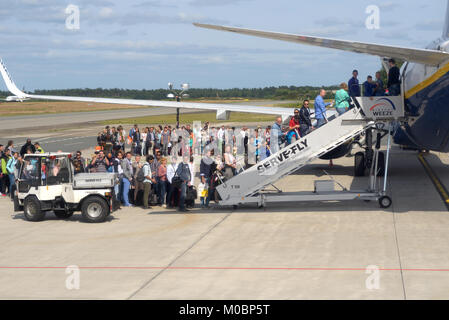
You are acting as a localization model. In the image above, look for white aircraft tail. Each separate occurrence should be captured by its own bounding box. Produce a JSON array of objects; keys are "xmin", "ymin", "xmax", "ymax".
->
[
  {"xmin": 443, "ymin": 0, "xmax": 449, "ymax": 39},
  {"xmin": 0, "ymin": 58, "xmax": 28, "ymax": 98}
]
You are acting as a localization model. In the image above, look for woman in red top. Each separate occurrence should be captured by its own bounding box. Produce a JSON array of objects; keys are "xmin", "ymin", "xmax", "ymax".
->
[
  {"xmin": 157, "ymin": 158, "xmax": 168, "ymax": 206},
  {"xmin": 286, "ymin": 108, "xmax": 301, "ymax": 145}
]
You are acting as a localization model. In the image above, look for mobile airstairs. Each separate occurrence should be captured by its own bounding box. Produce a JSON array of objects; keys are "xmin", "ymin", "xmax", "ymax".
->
[{"xmin": 215, "ymin": 95, "xmax": 405, "ymax": 209}]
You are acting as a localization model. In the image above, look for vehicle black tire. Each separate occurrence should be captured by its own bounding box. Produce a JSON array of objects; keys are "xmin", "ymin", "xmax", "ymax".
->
[
  {"xmin": 54, "ymin": 210, "xmax": 74, "ymax": 219},
  {"xmin": 81, "ymin": 196, "xmax": 109, "ymax": 223},
  {"xmin": 376, "ymin": 152, "xmax": 385, "ymax": 177},
  {"xmin": 23, "ymin": 196, "xmax": 45, "ymax": 222},
  {"xmin": 379, "ymin": 196, "xmax": 392, "ymax": 209},
  {"xmin": 354, "ymin": 152, "xmax": 365, "ymax": 177}
]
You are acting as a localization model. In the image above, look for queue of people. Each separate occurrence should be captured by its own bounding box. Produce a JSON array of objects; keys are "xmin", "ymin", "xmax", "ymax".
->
[
  {"xmin": 71, "ymin": 147, "xmax": 195, "ymax": 212},
  {"xmin": 96, "ymin": 124, "xmax": 197, "ymax": 158}
]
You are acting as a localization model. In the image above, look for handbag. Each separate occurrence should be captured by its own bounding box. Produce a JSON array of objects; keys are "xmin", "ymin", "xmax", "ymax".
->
[{"xmin": 172, "ymin": 176, "xmax": 182, "ymax": 189}]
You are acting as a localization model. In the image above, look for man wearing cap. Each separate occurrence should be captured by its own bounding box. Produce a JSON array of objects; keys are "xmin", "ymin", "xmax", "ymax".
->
[{"xmin": 348, "ymin": 69, "xmax": 361, "ymax": 97}]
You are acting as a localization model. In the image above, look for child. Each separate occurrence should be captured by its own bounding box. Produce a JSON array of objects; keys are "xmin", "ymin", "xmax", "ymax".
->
[{"xmin": 198, "ymin": 182, "xmax": 207, "ymax": 208}]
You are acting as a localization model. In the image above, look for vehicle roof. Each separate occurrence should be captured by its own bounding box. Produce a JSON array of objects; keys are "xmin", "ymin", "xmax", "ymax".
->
[{"xmin": 24, "ymin": 153, "xmax": 71, "ymax": 158}]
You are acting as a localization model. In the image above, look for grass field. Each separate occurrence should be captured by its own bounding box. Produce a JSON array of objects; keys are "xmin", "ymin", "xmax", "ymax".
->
[
  {"xmin": 0, "ymin": 101, "xmax": 149, "ymax": 116},
  {"xmin": 101, "ymin": 111, "xmax": 275, "ymax": 126}
]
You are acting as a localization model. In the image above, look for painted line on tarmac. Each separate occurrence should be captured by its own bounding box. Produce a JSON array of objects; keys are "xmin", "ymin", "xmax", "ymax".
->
[
  {"xmin": 418, "ymin": 153, "xmax": 449, "ymax": 211},
  {"xmin": 2, "ymin": 266, "xmax": 449, "ymax": 272}
]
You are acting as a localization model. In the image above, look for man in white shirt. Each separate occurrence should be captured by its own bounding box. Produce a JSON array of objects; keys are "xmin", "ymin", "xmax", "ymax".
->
[
  {"xmin": 217, "ymin": 125, "xmax": 225, "ymax": 155},
  {"xmin": 142, "ymin": 155, "xmax": 154, "ymax": 209}
]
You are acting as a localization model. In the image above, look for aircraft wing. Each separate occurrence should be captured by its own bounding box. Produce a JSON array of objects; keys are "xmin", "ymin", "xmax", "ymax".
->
[
  {"xmin": 0, "ymin": 58, "xmax": 294, "ymax": 120},
  {"xmin": 194, "ymin": 23, "xmax": 449, "ymax": 66}
]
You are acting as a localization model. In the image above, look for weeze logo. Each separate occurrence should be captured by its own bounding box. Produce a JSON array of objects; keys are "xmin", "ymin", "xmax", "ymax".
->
[{"xmin": 369, "ymin": 98, "xmax": 396, "ymax": 117}]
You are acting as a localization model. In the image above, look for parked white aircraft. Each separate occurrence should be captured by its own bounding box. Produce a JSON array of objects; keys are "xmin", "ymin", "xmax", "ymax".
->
[{"xmin": 4, "ymin": 95, "xmax": 29, "ymax": 102}]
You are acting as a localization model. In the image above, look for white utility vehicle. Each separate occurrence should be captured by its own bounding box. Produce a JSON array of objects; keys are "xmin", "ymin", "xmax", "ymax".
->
[{"xmin": 14, "ymin": 153, "xmax": 120, "ymax": 223}]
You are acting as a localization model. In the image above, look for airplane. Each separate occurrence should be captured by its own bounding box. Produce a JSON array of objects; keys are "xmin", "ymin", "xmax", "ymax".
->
[
  {"xmin": 4, "ymin": 95, "xmax": 29, "ymax": 102},
  {"xmin": 1, "ymin": 1, "xmax": 449, "ymax": 175}
]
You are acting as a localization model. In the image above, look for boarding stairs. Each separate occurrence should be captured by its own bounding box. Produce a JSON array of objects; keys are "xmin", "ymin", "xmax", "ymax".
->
[{"xmin": 216, "ymin": 95, "xmax": 405, "ymax": 208}]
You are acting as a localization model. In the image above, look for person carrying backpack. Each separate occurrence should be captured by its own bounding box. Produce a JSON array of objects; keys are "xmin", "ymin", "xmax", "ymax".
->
[{"xmin": 0, "ymin": 149, "xmax": 12, "ymax": 196}]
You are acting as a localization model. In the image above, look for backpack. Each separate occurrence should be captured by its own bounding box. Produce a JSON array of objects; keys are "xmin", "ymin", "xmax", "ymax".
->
[{"xmin": 136, "ymin": 163, "xmax": 148, "ymax": 183}]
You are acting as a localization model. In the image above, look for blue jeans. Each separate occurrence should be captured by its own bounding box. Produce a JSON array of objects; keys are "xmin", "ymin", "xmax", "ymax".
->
[
  {"xmin": 336, "ymin": 107, "xmax": 346, "ymax": 116},
  {"xmin": 300, "ymin": 125, "xmax": 310, "ymax": 137},
  {"xmin": 158, "ymin": 180, "xmax": 167, "ymax": 205},
  {"xmin": 389, "ymin": 84, "xmax": 400, "ymax": 96},
  {"xmin": 9, "ymin": 174, "xmax": 15, "ymax": 198},
  {"xmin": 316, "ymin": 118, "xmax": 327, "ymax": 128},
  {"xmin": 122, "ymin": 177, "xmax": 131, "ymax": 206},
  {"xmin": 286, "ymin": 131, "xmax": 299, "ymax": 145},
  {"xmin": 114, "ymin": 177, "xmax": 122, "ymax": 202},
  {"xmin": 179, "ymin": 182, "xmax": 187, "ymax": 210}
]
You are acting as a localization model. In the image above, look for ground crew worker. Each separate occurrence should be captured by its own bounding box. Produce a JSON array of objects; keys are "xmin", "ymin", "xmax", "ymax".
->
[
  {"xmin": 374, "ymin": 71, "xmax": 385, "ymax": 96},
  {"xmin": 34, "ymin": 142, "xmax": 44, "ymax": 154},
  {"xmin": 363, "ymin": 76, "xmax": 376, "ymax": 97},
  {"xmin": 348, "ymin": 69, "xmax": 361, "ymax": 97}
]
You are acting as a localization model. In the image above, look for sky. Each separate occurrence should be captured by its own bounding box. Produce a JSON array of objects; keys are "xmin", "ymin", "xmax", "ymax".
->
[{"xmin": 0, "ymin": 0, "xmax": 447, "ymax": 91}]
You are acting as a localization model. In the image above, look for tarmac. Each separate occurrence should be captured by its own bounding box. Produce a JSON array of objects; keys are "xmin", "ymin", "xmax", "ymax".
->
[{"xmin": 1, "ymin": 144, "xmax": 449, "ymax": 300}]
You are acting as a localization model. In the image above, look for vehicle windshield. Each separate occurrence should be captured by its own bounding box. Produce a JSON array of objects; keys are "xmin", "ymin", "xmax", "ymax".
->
[{"xmin": 20, "ymin": 157, "xmax": 41, "ymax": 183}]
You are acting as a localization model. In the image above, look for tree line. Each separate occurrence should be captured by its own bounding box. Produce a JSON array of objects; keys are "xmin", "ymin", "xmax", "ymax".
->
[{"xmin": 26, "ymin": 85, "xmax": 339, "ymax": 101}]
